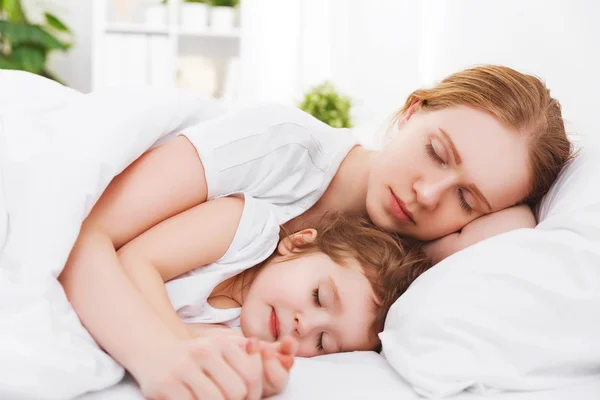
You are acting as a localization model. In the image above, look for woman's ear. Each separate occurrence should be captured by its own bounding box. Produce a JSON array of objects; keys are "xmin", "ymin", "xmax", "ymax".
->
[
  {"xmin": 397, "ymin": 98, "xmax": 422, "ymax": 130},
  {"xmin": 277, "ymin": 229, "xmax": 318, "ymax": 256}
]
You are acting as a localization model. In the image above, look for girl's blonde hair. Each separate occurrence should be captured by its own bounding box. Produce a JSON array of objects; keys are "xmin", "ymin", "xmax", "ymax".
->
[
  {"xmin": 275, "ymin": 213, "xmax": 432, "ymax": 349},
  {"xmin": 392, "ymin": 65, "xmax": 574, "ymax": 207}
]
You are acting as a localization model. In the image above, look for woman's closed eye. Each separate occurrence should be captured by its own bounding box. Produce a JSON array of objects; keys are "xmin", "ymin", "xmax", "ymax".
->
[
  {"xmin": 425, "ymin": 143, "xmax": 446, "ymax": 166},
  {"xmin": 457, "ymin": 188, "xmax": 473, "ymax": 214},
  {"xmin": 426, "ymin": 141, "xmax": 473, "ymax": 214}
]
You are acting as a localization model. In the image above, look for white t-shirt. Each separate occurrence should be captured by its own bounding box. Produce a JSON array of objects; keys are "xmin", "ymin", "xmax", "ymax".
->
[{"xmin": 165, "ymin": 103, "xmax": 358, "ymax": 326}]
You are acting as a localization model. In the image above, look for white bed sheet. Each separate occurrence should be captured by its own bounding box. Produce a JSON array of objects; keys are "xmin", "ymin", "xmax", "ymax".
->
[{"xmin": 77, "ymin": 352, "xmax": 600, "ymax": 400}]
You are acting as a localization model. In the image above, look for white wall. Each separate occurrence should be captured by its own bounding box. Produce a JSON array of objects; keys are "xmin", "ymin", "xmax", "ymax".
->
[
  {"xmin": 45, "ymin": 0, "xmax": 94, "ymax": 93},
  {"xmin": 322, "ymin": 0, "xmax": 600, "ymax": 143},
  {"xmin": 417, "ymin": 0, "xmax": 600, "ymax": 142},
  {"xmin": 42, "ymin": 0, "xmax": 600, "ymax": 142}
]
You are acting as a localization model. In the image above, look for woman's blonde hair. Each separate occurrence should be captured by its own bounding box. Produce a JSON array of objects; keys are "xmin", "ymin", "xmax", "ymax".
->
[{"xmin": 392, "ymin": 65, "xmax": 574, "ymax": 207}]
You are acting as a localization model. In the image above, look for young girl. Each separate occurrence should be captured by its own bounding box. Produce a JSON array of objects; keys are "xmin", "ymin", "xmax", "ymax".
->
[
  {"xmin": 118, "ymin": 204, "xmax": 431, "ymax": 398},
  {"xmin": 59, "ymin": 65, "xmax": 573, "ymax": 399}
]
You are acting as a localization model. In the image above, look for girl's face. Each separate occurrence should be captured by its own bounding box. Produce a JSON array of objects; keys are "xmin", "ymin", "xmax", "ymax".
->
[
  {"xmin": 240, "ymin": 230, "xmax": 378, "ymax": 357},
  {"xmin": 367, "ymin": 103, "xmax": 531, "ymax": 241}
]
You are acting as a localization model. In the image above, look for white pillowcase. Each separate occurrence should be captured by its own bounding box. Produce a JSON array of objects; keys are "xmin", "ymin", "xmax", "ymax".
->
[{"xmin": 380, "ymin": 138, "xmax": 600, "ymax": 398}]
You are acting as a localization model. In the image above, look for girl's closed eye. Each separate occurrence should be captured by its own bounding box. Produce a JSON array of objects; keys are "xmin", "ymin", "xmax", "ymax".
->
[
  {"xmin": 312, "ymin": 288, "xmax": 326, "ymax": 352},
  {"xmin": 312, "ymin": 288, "xmax": 321, "ymax": 307},
  {"xmin": 316, "ymin": 332, "xmax": 324, "ymax": 352}
]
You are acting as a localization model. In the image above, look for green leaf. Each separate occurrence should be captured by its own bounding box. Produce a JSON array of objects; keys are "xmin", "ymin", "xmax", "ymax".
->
[
  {"xmin": 12, "ymin": 44, "xmax": 46, "ymax": 73},
  {"xmin": 0, "ymin": 53, "xmax": 23, "ymax": 69},
  {"xmin": 45, "ymin": 12, "xmax": 71, "ymax": 33},
  {"xmin": 210, "ymin": 0, "xmax": 238, "ymax": 7},
  {"xmin": 298, "ymin": 81, "xmax": 353, "ymax": 128},
  {"xmin": 1, "ymin": 0, "xmax": 27, "ymax": 23},
  {"xmin": 0, "ymin": 20, "xmax": 69, "ymax": 51}
]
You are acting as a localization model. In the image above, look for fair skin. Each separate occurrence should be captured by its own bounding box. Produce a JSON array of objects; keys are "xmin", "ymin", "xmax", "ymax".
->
[
  {"xmin": 239, "ymin": 229, "xmax": 378, "ymax": 357},
  {"xmin": 114, "ymin": 196, "xmax": 297, "ymax": 399},
  {"xmin": 120, "ymin": 219, "xmax": 377, "ymax": 358},
  {"xmin": 114, "ymin": 196, "xmax": 376, "ymax": 397},
  {"xmin": 59, "ymin": 100, "xmax": 536, "ymax": 399}
]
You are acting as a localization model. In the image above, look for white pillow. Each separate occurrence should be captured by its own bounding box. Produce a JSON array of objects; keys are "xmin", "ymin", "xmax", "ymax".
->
[{"xmin": 380, "ymin": 138, "xmax": 600, "ymax": 398}]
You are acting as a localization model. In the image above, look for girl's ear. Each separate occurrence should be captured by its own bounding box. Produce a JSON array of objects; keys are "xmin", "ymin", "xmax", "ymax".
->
[
  {"xmin": 397, "ymin": 98, "xmax": 422, "ymax": 130},
  {"xmin": 277, "ymin": 229, "xmax": 318, "ymax": 256}
]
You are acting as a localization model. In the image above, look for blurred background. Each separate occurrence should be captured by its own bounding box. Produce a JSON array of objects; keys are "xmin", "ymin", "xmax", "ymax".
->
[{"xmin": 1, "ymin": 0, "xmax": 599, "ymax": 145}]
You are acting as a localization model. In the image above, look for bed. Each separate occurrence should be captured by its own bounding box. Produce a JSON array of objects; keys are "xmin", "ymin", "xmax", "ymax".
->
[
  {"xmin": 78, "ymin": 353, "xmax": 600, "ymax": 399},
  {"xmin": 1, "ymin": 71, "xmax": 599, "ymax": 400}
]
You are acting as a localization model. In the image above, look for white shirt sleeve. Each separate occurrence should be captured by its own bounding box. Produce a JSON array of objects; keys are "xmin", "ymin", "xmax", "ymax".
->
[{"xmin": 179, "ymin": 103, "xmax": 356, "ymax": 216}]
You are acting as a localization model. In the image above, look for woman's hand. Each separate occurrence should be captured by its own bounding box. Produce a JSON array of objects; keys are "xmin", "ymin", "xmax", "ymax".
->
[
  {"xmin": 261, "ymin": 336, "xmax": 298, "ymax": 398},
  {"xmin": 423, "ymin": 204, "xmax": 536, "ymax": 264},
  {"xmin": 138, "ymin": 336, "xmax": 263, "ymax": 400},
  {"xmin": 186, "ymin": 323, "xmax": 299, "ymax": 398}
]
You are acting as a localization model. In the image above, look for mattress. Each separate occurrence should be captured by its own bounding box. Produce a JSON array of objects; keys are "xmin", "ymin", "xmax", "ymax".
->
[{"xmin": 76, "ymin": 352, "xmax": 600, "ymax": 399}]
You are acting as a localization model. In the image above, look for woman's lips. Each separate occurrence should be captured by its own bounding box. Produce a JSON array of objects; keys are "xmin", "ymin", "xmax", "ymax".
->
[
  {"xmin": 270, "ymin": 307, "xmax": 280, "ymax": 340},
  {"xmin": 389, "ymin": 189, "xmax": 415, "ymax": 224}
]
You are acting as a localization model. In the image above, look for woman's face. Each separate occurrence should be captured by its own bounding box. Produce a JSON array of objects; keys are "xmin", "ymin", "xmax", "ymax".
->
[
  {"xmin": 240, "ymin": 230, "xmax": 378, "ymax": 357},
  {"xmin": 367, "ymin": 104, "xmax": 531, "ymax": 241}
]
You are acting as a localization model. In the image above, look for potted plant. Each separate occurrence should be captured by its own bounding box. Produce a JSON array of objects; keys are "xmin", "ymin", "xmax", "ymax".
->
[
  {"xmin": 210, "ymin": 0, "xmax": 238, "ymax": 32},
  {"xmin": 298, "ymin": 81, "xmax": 353, "ymax": 128},
  {"xmin": 180, "ymin": 0, "xmax": 209, "ymax": 31},
  {"xmin": 0, "ymin": 0, "xmax": 72, "ymax": 83}
]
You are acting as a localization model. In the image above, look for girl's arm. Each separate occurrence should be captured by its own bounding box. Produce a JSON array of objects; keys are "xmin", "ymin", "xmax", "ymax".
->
[
  {"xmin": 59, "ymin": 136, "xmax": 210, "ymax": 379},
  {"xmin": 113, "ymin": 195, "xmax": 300, "ymax": 399},
  {"xmin": 423, "ymin": 204, "xmax": 536, "ymax": 264},
  {"xmin": 116, "ymin": 196, "xmax": 245, "ymax": 339}
]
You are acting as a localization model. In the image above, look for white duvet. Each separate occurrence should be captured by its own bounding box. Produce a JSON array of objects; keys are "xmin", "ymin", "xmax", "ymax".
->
[
  {"xmin": 0, "ymin": 71, "xmax": 227, "ymax": 399},
  {"xmin": 1, "ymin": 71, "xmax": 599, "ymax": 400}
]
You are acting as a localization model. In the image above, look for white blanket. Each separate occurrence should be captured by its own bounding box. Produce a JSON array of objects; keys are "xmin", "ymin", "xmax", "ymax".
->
[{"xmin": 0, "ymin": 71, "xmax": 227, "ymax": 399}]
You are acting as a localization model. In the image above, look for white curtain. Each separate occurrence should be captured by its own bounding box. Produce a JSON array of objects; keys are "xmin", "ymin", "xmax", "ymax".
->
[{"xmin": 240, "ymin": 0, "xmax": 600, "ymax": 143}]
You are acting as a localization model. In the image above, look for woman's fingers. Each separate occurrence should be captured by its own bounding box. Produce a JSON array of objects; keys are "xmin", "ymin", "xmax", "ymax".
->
[
  {"xmin": 244, "ymin": 338, "xmax": 264, "ymax": 400},
  {"xmin": 222, "ymin": 338, "xmax": 263, "ymax": 400},
  {"xmin": 180, "ymin": 367, "xmax": 224, "ymax": 400},
  {"xmin": 148, "ymin": 384, "xmax": 193, "ymax": 400},
  {"xmin": 204, "ymin": 359, "xmax": 248, "ymax": 400},
  {"xmin": 262, "ymin": 347, "xmax": 291, "ymax": 397}
]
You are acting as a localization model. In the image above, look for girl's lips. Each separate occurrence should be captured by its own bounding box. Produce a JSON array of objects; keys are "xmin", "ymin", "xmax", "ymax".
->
[
  {"xmin": 270, "ymin": 307, "xmax": 280, "ymax": 340},
  {"xmin": 389, "ymin": 189, "xmax": 415, "ymax": 224}
]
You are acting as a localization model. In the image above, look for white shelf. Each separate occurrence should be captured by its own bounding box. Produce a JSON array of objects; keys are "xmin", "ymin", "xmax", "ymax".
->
[
  {"xmin": 177, "ymin": 28, "xmax": 241, "ymax": 39},
  {"xmin": 104, "ymin": 23, "xmax": 241, "ymax": 39},
  {"xmin": 105, "ymin": 23, "xmax": 169, "ymax": 35},
  {"xmin": 93, "ymin": 0, "xmax": 244, "ymax": 96}
]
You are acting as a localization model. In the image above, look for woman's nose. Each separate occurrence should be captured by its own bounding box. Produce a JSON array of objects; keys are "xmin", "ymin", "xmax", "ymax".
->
[{"xmin": 414, "ymin": 175, "xmax": 455, "ymax": 211}]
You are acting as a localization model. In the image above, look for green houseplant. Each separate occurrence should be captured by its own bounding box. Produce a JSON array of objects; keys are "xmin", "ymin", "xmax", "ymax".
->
[
  {"xmin": 299, "ymin": 81, "xmax": 353, "ymax": 128},
  {"xmin": 210, "ymin": 0, "xmax": 239, "ymax": 7},
  {"xmin": 0, "ymin": 0, "xmax": 72, "ymax": 82}
]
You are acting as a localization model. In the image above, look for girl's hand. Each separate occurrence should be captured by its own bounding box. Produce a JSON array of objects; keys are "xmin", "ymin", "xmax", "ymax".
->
[
  {"xmin": 185, "ymin": 323, "xmax": 299, "ymax": 398},
  {"xmin": 261, "ymin": 336, "xmax": 299, "ymax": 398},
  {"xmin": 138, "ymin": 336, "xmax": 263, "ymax": 400}
]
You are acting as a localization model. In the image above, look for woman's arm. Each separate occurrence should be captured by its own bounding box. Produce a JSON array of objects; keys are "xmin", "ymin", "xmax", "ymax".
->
[
  {"xmin": 423, "ymin": 204, "xmax": 536, "ymax": 264},
  {"xmin": 117, "ymin": 196, "xmax": 245, "ymax": 339},
  {"xmin": 59, "ymin": 136, "xmax": 209, "ymax": 379}
]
